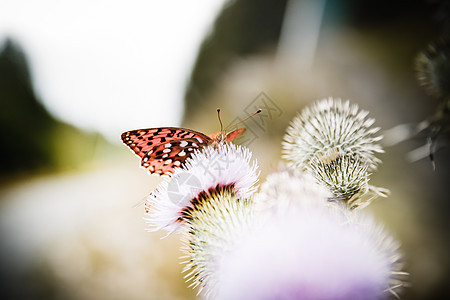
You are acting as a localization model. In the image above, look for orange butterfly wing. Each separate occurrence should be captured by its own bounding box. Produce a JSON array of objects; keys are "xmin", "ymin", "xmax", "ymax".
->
[
  {"xmin": 226, "ymin": 128, "xmax": 246, "ymax": 142},
  {"xmin": 121, "ymin": 127, "xmax": 212, "ymax": 175}
]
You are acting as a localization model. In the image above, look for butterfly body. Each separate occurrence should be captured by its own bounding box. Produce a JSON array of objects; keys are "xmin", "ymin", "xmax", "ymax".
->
[{"xmin": 121, "ymin": 127, "xmax": 245, "ymax": 176}]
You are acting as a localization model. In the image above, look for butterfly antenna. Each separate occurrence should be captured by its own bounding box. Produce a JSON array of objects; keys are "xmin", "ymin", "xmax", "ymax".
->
[
  {"xmin": 217, "ymin": 108, "xmax": 224, "ymax": 132},
  {"xmin": 225, "ymin": 109, "xmax": 262, "ymax": 130}
]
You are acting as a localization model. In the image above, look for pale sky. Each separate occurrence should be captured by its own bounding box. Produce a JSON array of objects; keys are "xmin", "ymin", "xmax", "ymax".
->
[{"xmin": 0, "ymin": 0, "xmax": 227, "ymax": 141}]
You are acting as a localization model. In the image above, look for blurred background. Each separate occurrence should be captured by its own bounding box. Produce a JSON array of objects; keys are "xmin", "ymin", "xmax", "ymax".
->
[{"xmin": 0, "ymin": 0, "xmax": 449, "ymax": 299}]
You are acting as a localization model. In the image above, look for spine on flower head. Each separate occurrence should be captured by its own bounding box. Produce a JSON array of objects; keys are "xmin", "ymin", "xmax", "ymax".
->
[{"xmin": 282, "ymin": 98, "xmax": 388, "ymax": 208}]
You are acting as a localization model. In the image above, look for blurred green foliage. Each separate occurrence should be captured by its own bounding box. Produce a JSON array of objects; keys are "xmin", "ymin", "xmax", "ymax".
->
[
  {"xmin": 0, "ymin": 39, "xmax": 109, "ymax": 180},
  {"xmin": 0, "ymin": 39, "xmax": 55, "ymax": 174}
]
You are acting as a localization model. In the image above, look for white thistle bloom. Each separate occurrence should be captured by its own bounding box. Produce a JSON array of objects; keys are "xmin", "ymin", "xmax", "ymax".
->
[
  {"xmin": 282, "ymin": 98, "xmax": 387, "ymax": 208},
  {"xmin": 180, "ymin": 186, "xmax": 254, "ymax": 298},
  {"xmin": 255, "ymin": 166, "xmax": 331, "ymax": 213},
  {"xmin": 145, "ymin": 143, "xmax": 259, "ymax": 233},
  {"xmin": 283, "ymin": 98, "xmax": 383, "ymax": 170},
  {"xmin": 217, "ymin": 170, "xmax": 407, "ymax": 299}
]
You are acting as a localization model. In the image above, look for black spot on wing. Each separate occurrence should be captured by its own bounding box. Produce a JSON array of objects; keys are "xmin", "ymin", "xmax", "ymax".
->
[{"xmin": 140, "ymin": 138, "xmax": 211, "ymax": 175}]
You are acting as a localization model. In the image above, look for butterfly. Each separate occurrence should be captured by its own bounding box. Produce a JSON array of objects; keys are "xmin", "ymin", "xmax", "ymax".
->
[{"xmin": 121, "ymin": 108, "xmax": 260, "ymax": 176}]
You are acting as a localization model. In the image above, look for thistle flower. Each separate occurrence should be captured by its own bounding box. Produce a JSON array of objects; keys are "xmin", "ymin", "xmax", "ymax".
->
[
  {"xmin": 180, "ymin": 185, "xmax": 254, "ymax": 297},
  {"xmin": 255, "ymin": 165, "xmax": 331, "ymax": 213},
  {"xmin": 413, "ymin": 40, "xmax": 450, "ymax": 168},
  {"xmin": 415, "ymin": 39, "xmax": 450, "ymax": 99},
  {"xmin": 216, "ymin": 170, "xmax": 407, "ymax": 300},
  {"xmin": 310, "ymin": 150, "xmax": 367, "ymax": 196},
  {"xmin": 283, "ymin": 98, "xmax": 383, "ymax": 170},
  {"xmin": 145, "ymin": 143, "xmax": 259, "ymax": 233},
  {"xmin": 145, "ymin": 143, "xmax": 259, "ymax": 296},
  {"xmin": 282, "ymin": 98, "xmax": 387, "ymax": 208}
]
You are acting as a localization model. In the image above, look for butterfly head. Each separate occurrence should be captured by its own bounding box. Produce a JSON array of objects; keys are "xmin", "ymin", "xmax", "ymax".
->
[
  {"xmin": 214, "ymin": 131, "xmax": 228, "ymax": 144},
  {"xmin": 213, "ymin": 108, "xmax": 261, "ymax": 145}
]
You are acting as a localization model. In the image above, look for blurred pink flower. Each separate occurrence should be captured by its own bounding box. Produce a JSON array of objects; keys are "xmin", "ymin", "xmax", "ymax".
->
[{"xmin": 215, "ymin": 170, "xmax": 406, "ymax": 300}]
